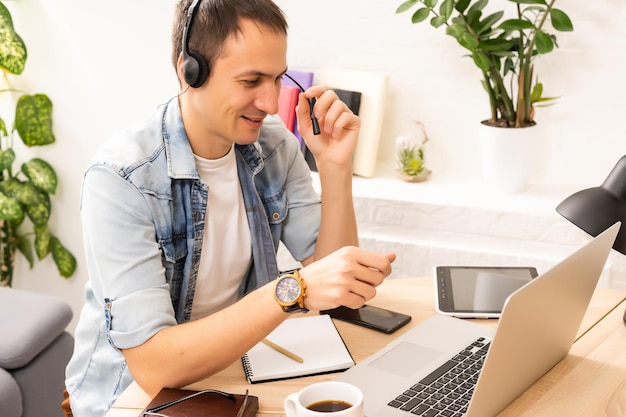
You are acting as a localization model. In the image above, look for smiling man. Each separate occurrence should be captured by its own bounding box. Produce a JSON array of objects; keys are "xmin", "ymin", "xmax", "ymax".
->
[{"xmin": 63, "ymin": 1, "xmax": 395, "ymax": 416}]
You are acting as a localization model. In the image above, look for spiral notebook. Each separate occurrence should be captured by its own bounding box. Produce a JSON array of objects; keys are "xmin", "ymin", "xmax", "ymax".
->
[{"xmin": 241, "ymin": 314, "xmax": 354, "ymax": 383}]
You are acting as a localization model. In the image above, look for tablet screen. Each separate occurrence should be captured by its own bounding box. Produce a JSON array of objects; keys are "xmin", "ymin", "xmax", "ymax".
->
[{"xmin": 435, "ymin": 266, "xmax": 538, "ymax": 317}]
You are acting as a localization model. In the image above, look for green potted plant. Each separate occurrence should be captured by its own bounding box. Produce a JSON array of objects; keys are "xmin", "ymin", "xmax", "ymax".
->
[
  {"xmin": 396, "ymin": 0, "xmax": 573, "ymax": 128},
  {"xmin": 0, "ymin": 0, "xmax": 76, "ymax": 286},
  {"xmin": 396, "ymin": 0, "xmax": 573, "ymax": 191}
]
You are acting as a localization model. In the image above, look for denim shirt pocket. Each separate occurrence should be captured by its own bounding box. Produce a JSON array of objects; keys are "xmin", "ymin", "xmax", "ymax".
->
[
  {"xmin": 261, "ymin": 188, "xmax": 287, "ymax": 225},
  {"xmin": 159, "ymin": 235, "xmax": 189, "ymax": 301}
]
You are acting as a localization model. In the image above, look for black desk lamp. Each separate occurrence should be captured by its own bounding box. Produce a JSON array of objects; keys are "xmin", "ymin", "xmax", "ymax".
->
[{"xmin": 556, "ymin": 155, "xmax": 626, "ymax": 326}]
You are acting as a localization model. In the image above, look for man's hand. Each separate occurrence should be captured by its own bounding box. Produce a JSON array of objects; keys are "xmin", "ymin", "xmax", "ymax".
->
[
  {"xmin": 299, "ymin": 246, "xmax": 396, "ymax": 311},
  {"xmin": 295, "ymin": 86, "xmax": 360, "ymax": 168}
]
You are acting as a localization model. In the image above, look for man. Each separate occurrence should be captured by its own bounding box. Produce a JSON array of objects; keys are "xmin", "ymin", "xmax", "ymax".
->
[{"xmin": 64, "ymin": 0, "xmax": 395, "ymax": 416}]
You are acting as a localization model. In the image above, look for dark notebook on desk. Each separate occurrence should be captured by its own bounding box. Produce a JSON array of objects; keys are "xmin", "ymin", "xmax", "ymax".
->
[
  {"xmin": 335, "ymin": 223, "xmax": 620, "ymax": 417},
  {"xmin": 139, "ymin": 388, "xmax": 257, "ymax": 417}
]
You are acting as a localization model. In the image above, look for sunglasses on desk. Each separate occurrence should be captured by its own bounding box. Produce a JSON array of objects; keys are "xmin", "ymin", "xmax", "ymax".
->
[{"xmin": 142, "ymin": 388, "xmax": 250, "ymax": 417}]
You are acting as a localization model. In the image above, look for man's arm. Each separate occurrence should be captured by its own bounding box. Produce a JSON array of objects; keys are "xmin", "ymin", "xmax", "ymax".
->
[
  {"xmin": 295, "ymin": 86, "xmax": 360, "ymax": 263},
  {"xmin": 123, "ymin": 247, "xmax": 394, "ymax": 396},
  {"xmin": 122, "ymin": 282, "xmax": 284, "ymax": 396}
]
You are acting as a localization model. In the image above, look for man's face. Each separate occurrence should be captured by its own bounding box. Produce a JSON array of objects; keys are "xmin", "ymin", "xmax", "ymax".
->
[{"xmin": 185, "ymin": 18, "xmax": 288, "ymax": 158}]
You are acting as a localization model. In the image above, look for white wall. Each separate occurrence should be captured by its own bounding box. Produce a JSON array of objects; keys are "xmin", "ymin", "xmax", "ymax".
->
[
  {"xmin": 277, "ymin": 0, "xmax": 626, "ymax": 186},
  {"xmin": 5, "ymin": 0, "xmax": 626, "ymax": 332},
  {"xmin": 6, "ymin": 0, "xmax": 179, "ymax": 331}
]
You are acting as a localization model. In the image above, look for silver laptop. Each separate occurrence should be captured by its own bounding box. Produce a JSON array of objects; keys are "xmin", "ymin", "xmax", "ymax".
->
[{"xmin": 335, "ymin": 222, "xmax": 620, "ymax": 417}]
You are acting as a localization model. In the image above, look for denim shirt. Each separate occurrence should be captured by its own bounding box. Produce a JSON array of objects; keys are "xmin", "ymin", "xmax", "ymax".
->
[{"xmin": 65, "ymin": 98, "xmax": 320, "ymax": 417}]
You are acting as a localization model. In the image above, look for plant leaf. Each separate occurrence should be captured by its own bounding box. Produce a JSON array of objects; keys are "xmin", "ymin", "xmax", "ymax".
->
[
  {"xmin": 21, "ymin": 158, "xmax": 58, "ymax": 194},
  {"xmin": 458, "ymin": 32, "xmax": 479, "ymax": 52},
  {"xmin": 14, "ymin": 94, "xmax": 56, "ymax": 147},
  {"xmin": 550, "ymin": 9, "xmax": 574, "ymax": 32},
  {"xmin": 0, "ymin": 191, "xmax": 23, "ymax": 221},
  {"xmin": 0, "ymin": 1, "xmax": 27, "ymax": 75},
  {"xmin": 508, "ymin": 0, "xmax": 547, "ymax": 4},
  {"xmin": 396, "ymin": 0, "xmax": 417, "ymax": 14},
  {"xmin": 0, "ymin": 118, "xmax": 7, "ymax": 137},
  {"xmin": 466, "ymin": 9, "xmax": 483, "ymax": 27},
  {"xmin": 455, "ymin": 0, "xmax": 471, "ymax": 13},
  {"xmin": 35, "ymin": 225, "xmax": 51, "ymax": 260},
  {"xmin": 431, "ymin": 15, "xmax": 448, "ymax": 28},
  {"xmin": 6, "ymin": 176, "xmax": 53, "ymax": 227},
  {"xmin": 0, "ymin": 178, "xmax": 43, "ymax": 206},
  {"xmin": 439, "ymin": 0, "xmax": 454, "ymax": 21},
  {"xmin": 15, "ymin": 234, "xmax": 34, "ymax": 268},
  {"xmin": 23, "ymin": 189, "xmax": 51, "ymax": 227},
  {"xmin": 503, "ymin": 57, "xmax": 516, "ymax": 76},
  {"xmin": 467, "ymin": 0, "xmax": 488, "ymax": 15},
  {"xmin": 478, "ymin": 38, "xmax": 516, "ymax": 52},
  {"xmin": 411, "ymin": 7, "xmax": 431, "ymax": 24},
  {"xmin": 475, "ymin": 11, "xmax": 505, "ymax": 36},
  {"xmin": 530, "ymin": 81, "xmax": 544, "ymax": 102},
  {"xmin": 446, "ymin": 23, "xmax": 465, "ymax": 39},
  {"xmin": 473, "ymin": 50, "xmax": 491, "ymax": 72},
  {"xmin": 499, "ymin": 19, "xmax": 535, "ymax": 31},
  {"xmin": 51, "ymin": 236, "xmax": 77, "ymax": 278},
  {"xmin": 535, "ymin": 30, "xmax": 554, "ymax": 54},
  {"xmin": 0, "ymin": 148, "xmax": 15, "ymax": 171}
]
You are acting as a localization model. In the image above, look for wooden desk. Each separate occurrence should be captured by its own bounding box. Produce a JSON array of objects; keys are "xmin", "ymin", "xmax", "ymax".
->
[
  {"xmin": 499, "ymin": 299, "xmax": 626, "ymax": 416},
  {"xmin": 106, "ymin": 277, "xmax": 626, "ymax": 417}
]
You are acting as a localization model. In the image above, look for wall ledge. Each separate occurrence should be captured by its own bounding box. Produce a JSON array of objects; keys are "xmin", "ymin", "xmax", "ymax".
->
[{"xmin": 308, "ymin": 169, "xmax": 626, "ymax": 291}]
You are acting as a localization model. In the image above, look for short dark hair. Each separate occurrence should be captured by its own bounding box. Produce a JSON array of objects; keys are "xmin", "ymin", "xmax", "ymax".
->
[{"xmin": 171, "ymin": 0, "xmax": 288, "ymax": 80}]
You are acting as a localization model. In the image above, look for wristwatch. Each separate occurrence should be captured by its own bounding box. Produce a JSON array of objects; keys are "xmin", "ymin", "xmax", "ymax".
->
[{"xmin": 274, "ymin": 269, "xmax": 308, "ymax": 313}]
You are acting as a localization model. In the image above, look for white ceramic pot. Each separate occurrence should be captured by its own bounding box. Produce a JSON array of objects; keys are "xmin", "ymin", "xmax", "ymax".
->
[{"xmin": 479, "ymin": 122, "xmax": 537, "ymax": 193}]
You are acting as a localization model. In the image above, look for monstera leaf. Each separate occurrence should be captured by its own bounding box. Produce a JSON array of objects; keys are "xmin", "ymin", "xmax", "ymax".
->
[{"xmin": 0, "ymin": 1, "xmax": 27, "ymax": 75}]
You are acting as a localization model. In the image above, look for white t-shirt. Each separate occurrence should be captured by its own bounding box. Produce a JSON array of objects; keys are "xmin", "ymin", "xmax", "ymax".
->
[{"xmin": 190, "ymin": 145, "xmax": 252, "ymax": 320}]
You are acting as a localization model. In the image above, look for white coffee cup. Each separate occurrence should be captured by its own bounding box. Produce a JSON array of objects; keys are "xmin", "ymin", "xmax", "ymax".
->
[{"xmin": 284, "ymin": 381, "xmax": 364, "ymax": 417}]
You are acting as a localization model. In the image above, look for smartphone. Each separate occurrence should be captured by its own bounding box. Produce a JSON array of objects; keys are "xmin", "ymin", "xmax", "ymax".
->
[
  {"xmin": 434, "ymin": 265, "xmax": 539, "ymax": 319},
  {"xmin": 320, "ymin": 305, "xmax": 412, "ymax": 334}
]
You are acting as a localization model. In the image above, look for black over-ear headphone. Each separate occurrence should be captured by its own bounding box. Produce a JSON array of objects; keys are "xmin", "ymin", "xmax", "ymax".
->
[{"xmin": 182, "ymin": 0, "xmax": 209, "ymax": 88}]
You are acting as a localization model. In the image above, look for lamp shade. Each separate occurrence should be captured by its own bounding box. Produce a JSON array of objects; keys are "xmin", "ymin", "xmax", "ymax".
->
[{"xmin": 556, "ymin": 155, "xmax": 626, "ymax": 255}]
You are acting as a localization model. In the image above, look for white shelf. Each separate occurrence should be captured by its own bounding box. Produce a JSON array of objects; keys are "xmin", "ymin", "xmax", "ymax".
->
[
  {"xmin": 308, "ymin": 167, "xmax": 626, "ymax": 291},
  {"xmin": 312, "ymin": 163, "xmax": 582, "ymax": 216}
]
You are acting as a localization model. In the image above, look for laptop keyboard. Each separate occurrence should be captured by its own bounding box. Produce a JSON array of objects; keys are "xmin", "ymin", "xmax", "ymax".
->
[{"xmin": 387, "ymin": 337, "xmax": 491, "ymax": 417}]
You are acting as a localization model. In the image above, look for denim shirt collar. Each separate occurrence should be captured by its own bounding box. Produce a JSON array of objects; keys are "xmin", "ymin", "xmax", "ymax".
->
[{"xmin": 162, "ymin": 98, "xmax": 264, "ymax": 179}]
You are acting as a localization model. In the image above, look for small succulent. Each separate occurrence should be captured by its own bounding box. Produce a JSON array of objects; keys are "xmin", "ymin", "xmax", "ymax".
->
[{"xmin": 395, "ymin": 122, "xmax": 431, "ymax": 181}]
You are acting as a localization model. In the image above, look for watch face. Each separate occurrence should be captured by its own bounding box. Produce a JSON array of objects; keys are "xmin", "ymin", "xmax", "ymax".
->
[{"xmin": 275, "ymin": 276, "xmax": 301, "ymax": 303}]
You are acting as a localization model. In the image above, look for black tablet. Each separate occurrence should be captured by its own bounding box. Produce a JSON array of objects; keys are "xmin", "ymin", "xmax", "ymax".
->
[{"xmin": 434, "ymin": 266, "xmax": 538, "ymax": 318}]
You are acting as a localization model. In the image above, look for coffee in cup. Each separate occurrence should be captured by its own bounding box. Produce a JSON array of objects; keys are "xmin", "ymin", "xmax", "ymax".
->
[
  {"xmin": 307, "ymin": 399, "xmax": 353, "ymax": 412},
  {"xmin": 284, "ymin": 381, "xmax": 363, "ymax": 417}
]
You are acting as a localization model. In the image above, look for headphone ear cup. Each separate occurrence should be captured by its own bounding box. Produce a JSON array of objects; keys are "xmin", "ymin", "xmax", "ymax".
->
[{"xmin": 183, "ymin": 50, "xmax": 209, "ymax": 88}]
